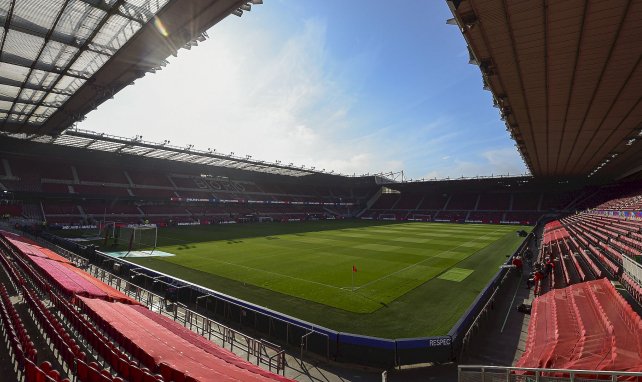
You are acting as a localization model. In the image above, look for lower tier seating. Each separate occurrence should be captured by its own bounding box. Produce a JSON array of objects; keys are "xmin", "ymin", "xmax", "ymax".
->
[
  {"xmin": 0, "ymin": 230, "xmax": 293, "ymax": 382},
  {"xmin": 516, "ymin": 278, "xmax": 642, "ymax": 373}
]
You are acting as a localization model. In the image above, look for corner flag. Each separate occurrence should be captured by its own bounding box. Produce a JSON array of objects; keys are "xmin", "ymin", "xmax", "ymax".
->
[{"xmin": 351, "ymin": 264, "xmax": 357, "ymax": 292}]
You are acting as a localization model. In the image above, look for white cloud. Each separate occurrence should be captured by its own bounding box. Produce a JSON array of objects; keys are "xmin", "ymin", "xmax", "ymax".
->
[
  {"xmin": 421, "ymin": 147, "xmax": 526, "ymax": 180},
  {"xmin": 79, "ymin": 12, "xmax": 525, "ymax": 180},
  {"xmin": 81, "ymin": 17, "xmax": 403, "ymax": 176}
]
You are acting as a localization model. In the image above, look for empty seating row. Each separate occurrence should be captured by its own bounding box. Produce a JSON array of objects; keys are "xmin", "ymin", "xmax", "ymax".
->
[
  {"xmin": 77, "ymin": 297, "xmax": 294, "ymax": 382},
  {"xmin": 51, "ymin": 293, "xmax": 159, "ymax": 382},
  {"xmin": 2, "ymin": 234, "xmax": 171, "ymax": 381},
  {"xmin": 20, "ymin": 284, "xmax": 86, "ymax": 368},
  {"xmin": 516, "ymin": 278, "xmax": 642, "ymax": 373},
  {"xmin": 1, "ymin": 232, "xmax": 136, "ymax": 303},
  {"xmin": 0, "ymin": 230, "xmax": 293, "ymax": 381},
  {"xmin": 0, "ymin": 284, "xmax": 38, "ymax": 371},
  {"xmin": 25, "ymin": 359, "xmax": 70, "ymax": 382}
]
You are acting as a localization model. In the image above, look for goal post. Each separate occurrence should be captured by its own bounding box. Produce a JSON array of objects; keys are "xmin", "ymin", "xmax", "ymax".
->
[
  {"xmin": 118, "ymin": 225, "xmax": 158, "ymax": 256},
  {"xmin": 98, "ymin": 221, "xmax": 116, "ymax": 246}
]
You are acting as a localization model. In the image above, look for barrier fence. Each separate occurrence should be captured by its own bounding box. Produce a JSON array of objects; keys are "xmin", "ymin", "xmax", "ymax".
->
[
  {"xmin": 86, "ymin": 263, "xmax": 288, "ymax": 375},
  {"xmin": 623, "ymin": 253, "xmax": 642, "ymax": 285}
]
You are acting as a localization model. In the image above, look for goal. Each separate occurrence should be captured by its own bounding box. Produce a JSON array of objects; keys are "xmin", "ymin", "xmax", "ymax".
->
[
  {"xmin": 118, "ymin": 225, "xmax": 158, "ymax": 256},
  {"xmin": 98, "ymin": 221, "xmax": 116, "ymax": 245},
  {"xmin": 98, "ymin": 221, "xmax": 116, "ymax": 236}
]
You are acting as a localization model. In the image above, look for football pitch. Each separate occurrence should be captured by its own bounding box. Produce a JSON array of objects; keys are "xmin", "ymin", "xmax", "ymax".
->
[{"xmin": 114, "ymin": 220, "xmax": 529, "ymax": 338}]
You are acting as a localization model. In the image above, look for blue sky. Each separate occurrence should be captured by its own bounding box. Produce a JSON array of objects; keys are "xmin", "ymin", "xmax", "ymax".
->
[{"xmin": 81, "ymin": 0, "xmax": 527, "ymax": 179}]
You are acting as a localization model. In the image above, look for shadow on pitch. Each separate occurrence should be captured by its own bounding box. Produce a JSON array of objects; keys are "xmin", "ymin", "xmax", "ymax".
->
[{"xmin": 348, "ymin": 287, "xmax": 389, "ymax": 309}]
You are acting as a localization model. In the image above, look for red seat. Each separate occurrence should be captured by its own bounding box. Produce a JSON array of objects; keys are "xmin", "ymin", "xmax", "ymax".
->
[
  {"xmin": 39, "ymin": 361, "xmax": 52, "ymax": 374},
  {"xmin": 158, "ymin": 363, "xmax": 173, "ymax": 380},
  {"xmin": 117, "ymin": 357, "xmax": 130, "ymax": 379},
  {"xmin": 48, "ymin": 370, "xmax": 61, "ymax": 381},
  {"xmin": 129, "ymin": 363, "xmax": 144, "ymax": 382},
  {"xmin": 100, "ymin": 369, "xmax": 113, "ymax": 381},
  {"xmin": 76, "ymin": 359, "xmax": 90, "ymax": 381}
]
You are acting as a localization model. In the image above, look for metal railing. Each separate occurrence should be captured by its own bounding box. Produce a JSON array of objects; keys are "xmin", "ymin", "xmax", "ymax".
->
[
  {"xmin": 459, "ymin": 365, "xmax": 642, "ymax": 382},
  {"xmin": 86, "ymin": 264, "xmax": 288, "ymax": 375},
  {"xmin": 623, "ymin": 253, "xmax": 642, "ymax": 285}
]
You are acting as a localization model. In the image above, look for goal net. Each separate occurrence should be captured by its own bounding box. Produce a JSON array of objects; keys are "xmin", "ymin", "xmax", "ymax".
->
[
  {"xmin": 98, "ymin": 221, "xmax": 116, "ymax": 247},
  {"xmin": 118, "ymin": 225, "xmax": 158, "ymax": 256},
  {"xmin": 98, "ymin": 221, "xmax": 116, "ymax": 241}
]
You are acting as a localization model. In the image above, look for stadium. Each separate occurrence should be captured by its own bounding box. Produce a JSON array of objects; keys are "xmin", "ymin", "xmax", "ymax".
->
[{"xmin": 0, "ymin": 0, "xmax": 641, "ymax": 382}]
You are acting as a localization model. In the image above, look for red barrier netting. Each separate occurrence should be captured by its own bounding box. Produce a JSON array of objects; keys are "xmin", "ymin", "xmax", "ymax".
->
[
  {"xmin": 516, "ymin": 278, "xmax": 642, "ymax": 375},
  {"xmin": 79, "ymin": 297, "xmax": 294, "ymax": 382}
]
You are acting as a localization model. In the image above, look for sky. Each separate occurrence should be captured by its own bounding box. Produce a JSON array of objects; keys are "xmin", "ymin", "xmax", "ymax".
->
[{"xmin": 80, "ymin": 0, "xmax": 527, "ymax": 180}]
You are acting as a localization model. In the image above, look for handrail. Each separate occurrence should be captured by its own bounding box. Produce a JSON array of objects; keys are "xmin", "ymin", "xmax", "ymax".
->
[
  {"xmin": 459, "ymin": 364, "xmax": 642, "ymax": 376},
  {"xmin": 86, "ymin": 264, "xmax": 288, "ymax": 375},
  {"xmin": 623, "ymin": 253, "xmax": 642, "ymax": 285}
]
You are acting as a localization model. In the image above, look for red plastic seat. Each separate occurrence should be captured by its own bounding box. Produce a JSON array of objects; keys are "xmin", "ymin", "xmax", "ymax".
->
[
  {"xmin": 128, "ymin": 363, "xmax": 144, "ymax": 382},
  {"xmin": 158, "ymin": 363, "xmax": 173, "ymax": 381}
]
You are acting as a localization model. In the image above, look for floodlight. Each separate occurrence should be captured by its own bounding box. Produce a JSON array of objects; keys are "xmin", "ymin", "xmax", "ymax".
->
[
  {"xmin": 240, "ymin": 4, "xmax": 251, "ymax": 11},
  {"xmin": 232, "ymin": 9, "xmax": 243, "ymax": 17}
]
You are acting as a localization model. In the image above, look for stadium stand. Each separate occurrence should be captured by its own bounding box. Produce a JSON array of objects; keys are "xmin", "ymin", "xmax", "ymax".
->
[
  {"xmin": 0, "ymin": 229, "xmax": 294, "ymax": 381},
  {"xmin": 0, "ymin": 144, "xmax": 367, "ymax": 227},
  {"xmin": 516, "ymin": 278, "xmax": 642, "ymax": 373},
  {"xmin": 361, "ymin": 177, "xmax": 585, "ymax": 224}
]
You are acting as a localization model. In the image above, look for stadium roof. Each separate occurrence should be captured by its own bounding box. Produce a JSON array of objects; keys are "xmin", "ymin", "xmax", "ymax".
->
[
  {"xmin": 0, "ymin": 0, "xmax": 257, "ymax": 136},
  {"xmin": 0, "ymin": 128, "xmax": 353, "ymax": 177},
  {"xmin": 447, "ymin": 0, "xmax": 642, "ymax": 181}
]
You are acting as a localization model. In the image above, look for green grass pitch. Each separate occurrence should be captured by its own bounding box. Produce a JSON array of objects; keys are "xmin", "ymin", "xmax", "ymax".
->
[{"xmin": 108, "ymin": 220, "xmax": 529, "ymax": 338}]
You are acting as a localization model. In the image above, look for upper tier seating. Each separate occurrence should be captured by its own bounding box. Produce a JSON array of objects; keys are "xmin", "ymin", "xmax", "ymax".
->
[
  {"xmin": 75, "ymin": 165, "xmax": 129, "ymax": 184},
  {"xmin": 127, "ymin": 171, "xmax": 173, "ymax": 187},
  {"xmin": 370, "ymin": 194, "xmax": 400, "ymax": 209},
  {"xmin": 73, "ymin": 185, "xmax": 130, "ymax": 196},
  {"xmin": 445, "ymin": 194, "xmax": 477, "ymax": 210},
  {"xmin": 393, "ymin": 194, "xmax": 423, "ymax": 209},
  {"xmin": 476, "ymin": 193, "xmax": 510, "ymax": 210},
  {"xmin": 511, "ymin": 192, "xmax": 541, "ymax": 211}
]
